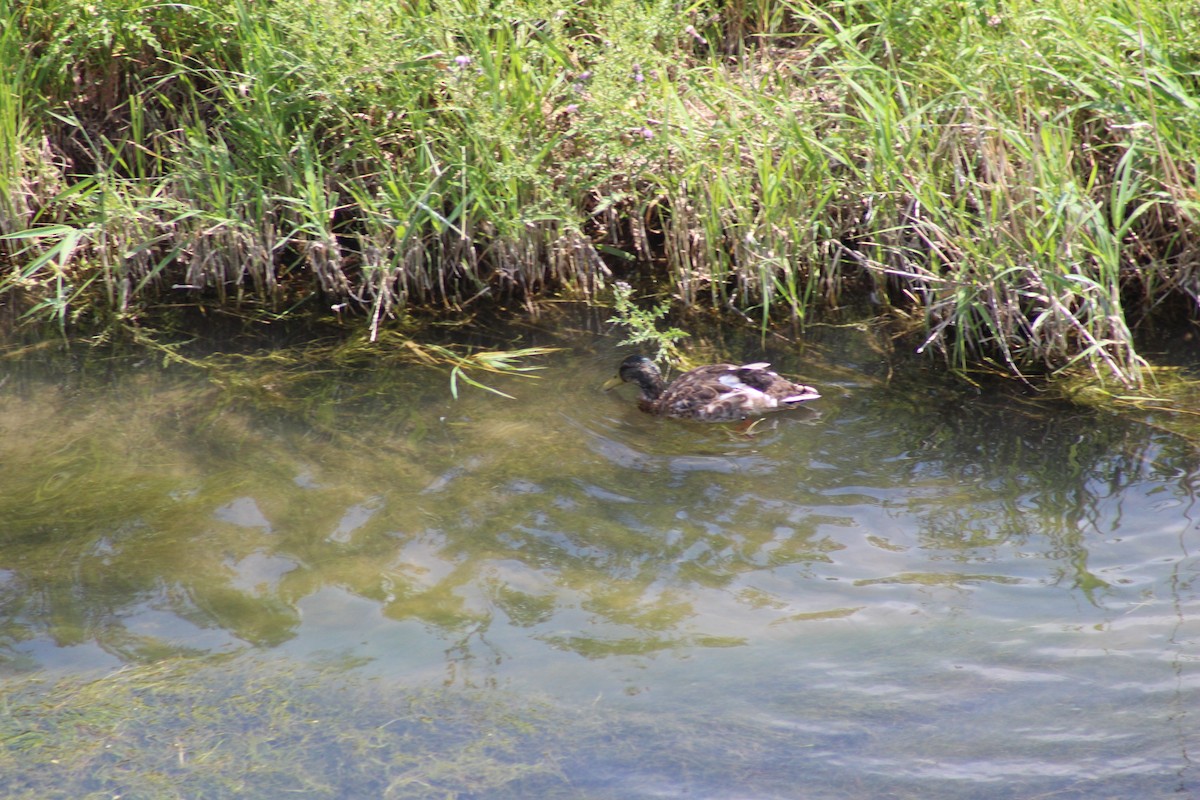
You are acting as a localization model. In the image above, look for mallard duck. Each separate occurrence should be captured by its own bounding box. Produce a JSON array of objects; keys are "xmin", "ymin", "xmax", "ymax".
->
[{"xmin": 604, "ymin": 354, "xmax": 820, "ymax": 422}]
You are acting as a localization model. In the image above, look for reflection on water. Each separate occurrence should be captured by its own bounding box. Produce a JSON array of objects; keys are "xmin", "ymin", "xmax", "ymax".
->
[{"xmin": 1, "ymin": 319, "xmax": 1198, "ymax": 798}]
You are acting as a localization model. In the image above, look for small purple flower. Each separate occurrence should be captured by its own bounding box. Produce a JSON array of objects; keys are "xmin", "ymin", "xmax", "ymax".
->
[
  {"xmin": 564, "ymin": 104, "xmax": 579, "ymax": 113},
  {"xmin": 632, "ymin": 64, "xmax": 644, "ymax": 83},
  {"xmin": 684, "ymin": 25, "xmax": 707, "ymax": 45},
  {"xmin": 454, "ymin": 55, "xmax": 472, "ymax": 68},
  {"xmin": 636, "ymin": 126, "xmax": 654, "ymax": 140}
]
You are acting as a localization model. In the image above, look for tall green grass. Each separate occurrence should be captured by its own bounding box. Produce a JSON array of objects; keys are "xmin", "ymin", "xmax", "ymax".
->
[{"xmin": 3, "ymin": 0, "xmax": 1199, "ymax": 383}]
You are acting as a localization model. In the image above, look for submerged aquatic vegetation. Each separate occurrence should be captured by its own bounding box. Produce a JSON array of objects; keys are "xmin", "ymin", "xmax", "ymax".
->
[
  {"xmin": 2, "ymin": 0, "xmax": 1200, "ymax": 387},
  {"xmin": 0, "ymin": 658, "xmax": 569, "ymax": 799},
  {"xmin": 394, "ymin": 339, "xmax": 558, "ymax": 400},
  {"xmin": 1054, "ymin": 363, "xmax": 1200, "ymax": 446},
  {"xmin": 126, "ymin": 326, "xmax": 559, "ymax": 409}
]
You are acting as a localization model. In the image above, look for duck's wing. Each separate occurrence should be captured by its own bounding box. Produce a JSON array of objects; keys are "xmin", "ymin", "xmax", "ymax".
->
[
  {"xmin": 731, "ymin": 364, "xmax": 821, "ymax": 405},
  {"xmin": 654, "ymin": 364, "xmax": 743, "ymax": 420},
  {"xmin": 655, "ymin": 363, "xmax": 817, "ymax": 421}
]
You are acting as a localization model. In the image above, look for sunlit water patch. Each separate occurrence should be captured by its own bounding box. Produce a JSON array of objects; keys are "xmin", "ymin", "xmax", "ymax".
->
[{"xmin": 0, "ymin": 323, "xmax": 1197, "ymax": 798}]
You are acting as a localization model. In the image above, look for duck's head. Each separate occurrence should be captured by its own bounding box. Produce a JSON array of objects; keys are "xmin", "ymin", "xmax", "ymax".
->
[{"xmin": 603, "ymin": 355, "xmax": 666, "ymax": 398}]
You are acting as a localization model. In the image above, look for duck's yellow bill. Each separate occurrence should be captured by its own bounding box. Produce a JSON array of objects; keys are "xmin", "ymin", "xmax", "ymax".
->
[{"xmin": 601, "ymin": 375, "xmax": 624, "ymax": 392}]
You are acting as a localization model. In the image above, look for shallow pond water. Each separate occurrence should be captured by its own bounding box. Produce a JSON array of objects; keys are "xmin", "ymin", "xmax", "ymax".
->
[{"xmin": 1, "ymin": 315, "xmax": 1198, "ymax": 799}]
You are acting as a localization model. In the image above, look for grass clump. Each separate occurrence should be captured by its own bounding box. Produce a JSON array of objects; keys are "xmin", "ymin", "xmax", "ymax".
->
[{"xmin": 2, "ymin": 0, "xmax": 1200, "ymax": 385}]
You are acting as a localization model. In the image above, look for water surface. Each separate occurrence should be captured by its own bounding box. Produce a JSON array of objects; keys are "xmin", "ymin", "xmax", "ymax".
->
[{"xmin": 1, "ymin": 318, "xmax": 1197, "ymax": 798}]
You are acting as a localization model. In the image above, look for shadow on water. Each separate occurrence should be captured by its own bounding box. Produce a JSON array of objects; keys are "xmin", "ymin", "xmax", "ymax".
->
[{"xmin": 1, "ymin": 311, "xmax": 1198, "ymax": 798}]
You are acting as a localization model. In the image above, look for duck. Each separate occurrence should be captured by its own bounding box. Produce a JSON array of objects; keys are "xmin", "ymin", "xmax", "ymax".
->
[{"xmin": 604, "ymin": 354, "xmax": 820, "ymax": 422}]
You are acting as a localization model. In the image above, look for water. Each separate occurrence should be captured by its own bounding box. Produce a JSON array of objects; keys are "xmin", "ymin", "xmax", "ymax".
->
[{"xmin": 1, "ymin": 316, "xmax": 1197, "ymax": 799}]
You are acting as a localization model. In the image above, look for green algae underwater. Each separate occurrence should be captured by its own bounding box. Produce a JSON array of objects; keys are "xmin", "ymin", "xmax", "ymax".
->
[{"xmin": 1, "ymin": 314, "xmax": 1198, "ymax": 799}]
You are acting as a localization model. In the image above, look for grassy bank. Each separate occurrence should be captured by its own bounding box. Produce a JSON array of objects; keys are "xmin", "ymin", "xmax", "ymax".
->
[{"xmin": 2, "ymin": 0, "xmax": 1198, "ymax": 384}]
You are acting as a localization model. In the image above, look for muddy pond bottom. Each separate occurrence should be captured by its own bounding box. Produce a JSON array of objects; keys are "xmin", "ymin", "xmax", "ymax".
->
[{"xmin": 1, "ymin": 322, "xmax": 1197, "ymax": 799}]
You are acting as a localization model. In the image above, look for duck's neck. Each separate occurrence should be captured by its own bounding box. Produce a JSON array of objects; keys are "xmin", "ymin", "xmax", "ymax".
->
[{"xmin": 633, "ymin": 371, "xmax": 666, "ymax": 402}]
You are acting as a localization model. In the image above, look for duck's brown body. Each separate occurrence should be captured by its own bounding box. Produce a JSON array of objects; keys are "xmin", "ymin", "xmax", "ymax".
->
[{"xmin": 608, "ymin": 355, "xmax": 820, "ymax": 422}]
